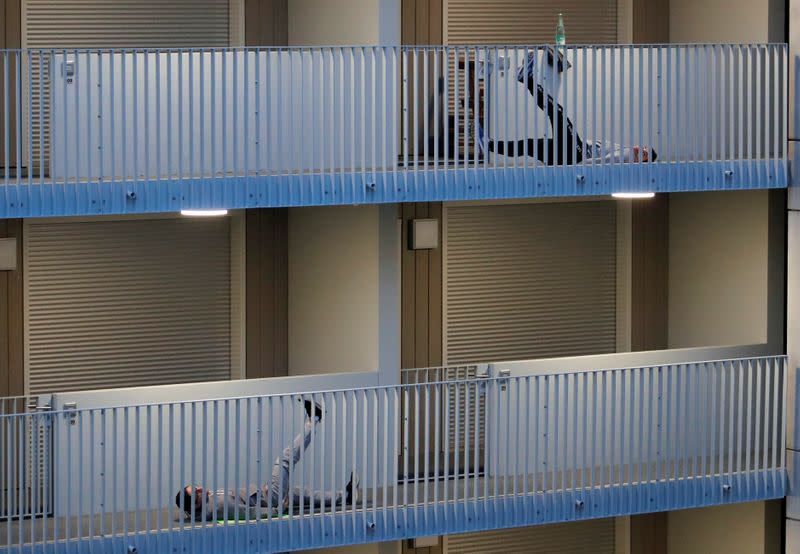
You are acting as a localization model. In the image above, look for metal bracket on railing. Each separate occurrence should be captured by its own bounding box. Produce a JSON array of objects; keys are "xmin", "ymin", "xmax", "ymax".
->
[
  {"xmin": 62, "ymin": 59, "xmax": 75, "ymax": 84},
  {"xmin": 724, "ymin": 169, "xmax": 734, "ymax": 179},
  {"xmin": 722, "ymin": 483, "xmax": 731, "ymax": 494},
  {"xmin": 576, "ymin": 174, "xmax": 585, "ymax": 184},
  {"xmin": 63, "ymin": 402, "xmax": 78, "ymax": 425},
  {"xmin": 498, "ymin": 369, "xmax": 511, "ymax": 391},
  {"xmin": 476, "ymin": 365, "xmax": 491, "ymax": 391},
  {"xmin": 34, "ymin": 394, "xmax": 53, "ymax": 413},
  {"xmin": 575, "ymin": 499, "xmax": 584, "ymax": 510}
]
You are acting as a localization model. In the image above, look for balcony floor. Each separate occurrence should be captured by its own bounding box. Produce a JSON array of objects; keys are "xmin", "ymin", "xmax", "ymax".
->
[
  {"xmin": 0, "ymin": 464, "xmax": 785, "ymax": 554},
  {"xmin": 0, "ymin": 158, "xmax": 786, "ymax": 219}
]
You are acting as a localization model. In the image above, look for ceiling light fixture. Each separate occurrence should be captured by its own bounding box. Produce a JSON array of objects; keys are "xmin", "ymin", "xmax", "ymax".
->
[
  {"xmin": 180, "ymin": 209, "xmax": 229, "ymax": 217},
  {"xmin": 611, "ymin": 192, "xmax": 655, "ymax": 199}
]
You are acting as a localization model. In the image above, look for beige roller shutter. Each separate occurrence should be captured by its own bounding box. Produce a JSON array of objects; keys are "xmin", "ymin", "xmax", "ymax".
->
[
  {"xmin": 22, "ymin": 0, "xmax": 231, "ymax": 181},
  {"xmin": 444, "ymin": 0, "xmax": 618, "ymax": 45},
  {"xmin": 444, "ymin": 202, "xmax": 617, "ymax": 365},
  {"xmin": 23, "ymin": 0, "xmax": 230, "ymax": 48},
  {"xmin": 24, "ymin": 217, "xmax": 232, "ymax": 394},
  {"xmin": 444, "ymin": 519, "xmax": 615, "ymax": 553}
]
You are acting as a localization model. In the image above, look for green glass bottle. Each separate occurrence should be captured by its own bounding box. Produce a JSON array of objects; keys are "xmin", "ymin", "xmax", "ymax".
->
[{"xmin": 555, "ymin": 13, "xmax": 566, "ymax": 46}]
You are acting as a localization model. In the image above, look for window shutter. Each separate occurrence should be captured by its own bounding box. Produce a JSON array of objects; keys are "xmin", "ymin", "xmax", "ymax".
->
[
  {"xmin": 22, "ymin": 0, "xmax": 231, "ymax": 184},
  {"xmin": 24, "ymin": 217, "xmax": 232, "ymax": 394},
  {"xmin": 445, "ymin": 0, "xmax": 618, "ymax": 45},
  {"xmin": 444, "ymin": 519, "xmax": 615, "ymax": 553},
  {"xmin": 444, "ymin": 202, "xmax": 617, "ymax": 365}
]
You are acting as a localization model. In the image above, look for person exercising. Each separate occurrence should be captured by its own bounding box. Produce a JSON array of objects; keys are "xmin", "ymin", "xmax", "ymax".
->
[
  {"xmin": 175, "ymin": 399, "xmax": 360, "ymax": 522},
  {"xmin": 470, "ymin": 51, "xmax": 657, "ymax": 165}
]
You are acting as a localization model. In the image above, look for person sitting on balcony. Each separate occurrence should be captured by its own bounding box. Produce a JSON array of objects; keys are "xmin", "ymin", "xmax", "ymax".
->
[
  {"xmin": 472, "ymin": 52, "xmax": 658, "ymax": 165},
  {"xmin": 175, "ymin": 399, "xmax": 360, "ymax": 522}
]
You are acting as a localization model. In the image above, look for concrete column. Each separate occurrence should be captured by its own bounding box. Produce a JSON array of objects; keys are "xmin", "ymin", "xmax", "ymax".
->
[
  {"xmin": 378, "ymin": 203, "xmax": 402, "ymax": 386},
  {"xmin": 787, "ymin": 212, "xmax": 800, "ymax": 550},
  {"xmin": 788, "ymin": 1, "xmax": 800, "ymax": 550}
]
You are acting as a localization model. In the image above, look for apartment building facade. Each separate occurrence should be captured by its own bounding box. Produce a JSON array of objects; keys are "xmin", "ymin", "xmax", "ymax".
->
[{"xmin": 0, "ymin": 0, "xmax": 796, "ymax": 553}]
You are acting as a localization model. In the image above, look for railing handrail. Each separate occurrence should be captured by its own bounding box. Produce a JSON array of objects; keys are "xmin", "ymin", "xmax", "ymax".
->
[
  {"xmin": 0, "ymin": 42, "xmax": 786, "ymax": 52},
  {"xmin": 1, "ymin": 353, "xmax": 786, "ymax": 420}
]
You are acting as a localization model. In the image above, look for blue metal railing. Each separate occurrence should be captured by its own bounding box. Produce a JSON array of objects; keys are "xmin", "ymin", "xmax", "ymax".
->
[
  {"xmin": 0, "ymin": 43, "xmax": 788, "ymax": 217},
  {"xmin": 0, "ymin": 354, "xmax": 787, "ymax": 553}
]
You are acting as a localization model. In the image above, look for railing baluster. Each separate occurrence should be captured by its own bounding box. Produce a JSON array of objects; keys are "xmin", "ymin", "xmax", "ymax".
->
[
  {"xmin": 514, "ymin": 375, "xmax": 521, "ymax": 511},
  {"xmin": 711, "ymin": 362, "xmax": 724, "ymax": 499},
  {"xmin": 720, "ymin": 361, "xmax": 730, "ymax": 496},
  {"xmin": 771, "ymin": 356, "xmax": 780, "ymax": 492},
  {"xmin": 533, "ymin": 45, "xmax": 541, "ymax": 172},
  {"xmin": 132, "ymin": 50, "xmax": 139, "ymax": 191},
  {"xmin": 361, "ymin": 389, "xmax": 368, "ymax": 540},
  {"xmin": 154, "ymin": 404, "xmax": 162, "ymax": 547},
  {"xmin": 693, "ymin": 362, "xmax": 701, "ymax": 505},
  {"xmin": 591, "ymin": 371, "xmax": 598, "ymax": 514},
  {"xmin": 686, "ymin": 364, "xmax": 693, "ymax": 504},
  {"xmin": 685, "ymin": 363, "xmax": 694, "ymax": 503},
  {"xmin": 726, "ymin": 360, "xmax": 735, "ymax": 496},
  {"xmin": 599, "ymin": 371, "xmax": 607, "ymax": 516},
  {"xmin": 2, "ymin": 50, "xmax": 7, "ymax": 190},
  {"xmin": 553, "ymin": 373, "xmax": 561, "ymax": 517},
  {"xmin": 532, "ymin": 375, "xmax": 540, "ymax": 521},
  {"xmin": 700, "ymin": 363, "xmax": 709, "ymax": 502},
  {"xmin": 781, "ymin": 358, "xmax": 788, "ymax": 475},
  {"xmin": 574, "ymin": 372, "xmax": 581, "ymax": 512},
  {"xmin": 164, "ymin": 404, "xmax": 173, "ymax": 551},
  {"xmin": 542, "ymin": 374, "xmax": 550, "ymax": 519}
]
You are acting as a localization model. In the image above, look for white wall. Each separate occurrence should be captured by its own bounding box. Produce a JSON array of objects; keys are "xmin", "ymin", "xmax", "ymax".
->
[
  {"xmin": 288, "ymin": 205, "xmax": 380, "ymax": 374},
  {"xmin": 667, "ymin": 502, "xmax": 776, "ymax": 554},
  {"xmin": 289, "ymin": 0, "xmax": 400, "ymax": 45},
  {"xmin": 670, "ymin": 0, "xmax": 784, "ymax": 42},
  {"xmin": 668, "ymin": 190, "xmax": 769, "ymax": 348}
]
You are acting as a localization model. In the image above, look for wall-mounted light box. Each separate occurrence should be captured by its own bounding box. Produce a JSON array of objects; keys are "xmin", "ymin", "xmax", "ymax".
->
[
  {"xmin": 0, "ymin": 238, "xmax": 16, "ymax": 270},
  {"xmin": 408, "ymin": 219, "xmax": 439, "ymax": 250}
]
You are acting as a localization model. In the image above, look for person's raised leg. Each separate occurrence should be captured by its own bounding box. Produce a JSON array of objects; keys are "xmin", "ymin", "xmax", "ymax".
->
[
  {"xmin": 519, "ymin": 80, "xmax": 583, "ymax": 165},
  {"xmin": 266, "ymin": 400, "xmax": 323, "ymax": 511}
]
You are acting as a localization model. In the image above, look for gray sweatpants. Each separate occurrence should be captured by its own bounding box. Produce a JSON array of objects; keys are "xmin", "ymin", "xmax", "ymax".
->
[{"xmin": 266, "ymin": 418, "xmax": 342, "ymax": 512}]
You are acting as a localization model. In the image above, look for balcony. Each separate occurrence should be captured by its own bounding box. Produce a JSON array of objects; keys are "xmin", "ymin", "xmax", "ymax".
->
[
  {"xmin": 0, "ymin": 347, "xmax": 787, "ymax": 553},
  {"xmin": 0, "ymin": 43, "xmax": 787, "ymax": 219}
]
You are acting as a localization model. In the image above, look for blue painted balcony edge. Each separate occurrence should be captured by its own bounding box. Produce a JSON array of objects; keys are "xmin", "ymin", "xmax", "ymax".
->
[
  {"xmin": 0, "ymin": 158, "xmax": 786, "ymax": 218},
  {"xmin": 0, "ymin": 470, "xmax": 783, "ymax": 554}
]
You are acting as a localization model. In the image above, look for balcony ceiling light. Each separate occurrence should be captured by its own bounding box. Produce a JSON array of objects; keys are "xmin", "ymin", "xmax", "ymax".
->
[
  {"xmin": 611, "ymin": 192, "xmax": 655, "ymax": 199},
  {"xmin": 180, "ymin": 209, "xmax": 229, "ymax": 217}
]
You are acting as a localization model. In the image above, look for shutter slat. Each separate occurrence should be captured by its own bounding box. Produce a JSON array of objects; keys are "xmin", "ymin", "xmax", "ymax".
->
[
  {"xmin": 444, "ymin": 202, "xmax": 617, "ymax": 365},
  {"xmin": 25, "ymin": 218, "xmax": 232, "ymax": 395},
  {"xmin": 445, "ymin": 519, "xmax": 615, "ymax": 553}
]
